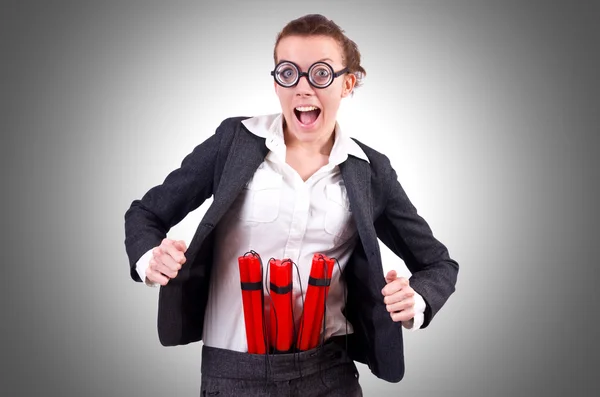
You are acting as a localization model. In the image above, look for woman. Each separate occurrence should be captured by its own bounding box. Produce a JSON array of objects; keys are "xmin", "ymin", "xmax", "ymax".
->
[{"xmin": 124, "ymin": 14, "xmax": 458, "ymax": 396}]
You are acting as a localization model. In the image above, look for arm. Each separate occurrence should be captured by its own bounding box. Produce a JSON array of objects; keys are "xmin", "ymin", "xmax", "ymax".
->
[
  {"xmin": 124, "ymin": 123, "xmax": 225, "ymax": 282},
  {"xmin": 375, "ymin": 161, "xmax": 459, "ymax": 328}
]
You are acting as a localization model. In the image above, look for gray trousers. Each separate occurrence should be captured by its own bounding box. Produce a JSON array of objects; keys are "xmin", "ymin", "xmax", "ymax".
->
[{"xmin": 200, "ymin": 338, "xmax": 363, "ymax": 396}]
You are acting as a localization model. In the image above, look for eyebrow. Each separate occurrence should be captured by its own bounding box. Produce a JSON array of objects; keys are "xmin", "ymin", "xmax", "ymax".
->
[{"xmin": 278, "ymin": 58, "xmax": 337, "ymax": 68}]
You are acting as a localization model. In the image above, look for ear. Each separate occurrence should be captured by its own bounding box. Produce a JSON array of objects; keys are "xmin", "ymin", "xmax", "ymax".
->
[{"xmin": 341, "ymin": 73, "xmax": 357, "ymax": 98}]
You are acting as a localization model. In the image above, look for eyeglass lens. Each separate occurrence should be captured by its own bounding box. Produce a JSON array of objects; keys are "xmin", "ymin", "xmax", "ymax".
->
[{"xmin": 274, "ymin": 62, "xmax": 333, "ymax": 88}]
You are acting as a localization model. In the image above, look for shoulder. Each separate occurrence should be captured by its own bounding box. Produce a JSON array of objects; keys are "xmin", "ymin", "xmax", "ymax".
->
[
  {"xmin": 208, "ymin": 116, "xmax": 257, "ymax": 149},
  {"xmin": 185, "ymin": 116, "xmax": 253, "ymax": 158},
  {"xmin": 215, "ymin": 116, "xmax": 253, "ymax": 133}
]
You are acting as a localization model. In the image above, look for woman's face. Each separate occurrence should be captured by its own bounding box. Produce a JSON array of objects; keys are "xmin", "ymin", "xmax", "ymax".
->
[{"xmin": 274, "ymin": 35, "xmax": 355, "ymax": 146}]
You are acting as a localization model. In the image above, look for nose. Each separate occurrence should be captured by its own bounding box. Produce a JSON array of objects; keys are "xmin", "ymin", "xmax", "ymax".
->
[{"xmin": 295, "ymin": 74, "xmax": 315, "ymax": 96}]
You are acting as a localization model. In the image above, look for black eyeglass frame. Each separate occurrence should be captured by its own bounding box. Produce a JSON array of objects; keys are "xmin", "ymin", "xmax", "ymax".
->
[{"xmin": 270, "ymin": 60, "xmax": 349, "ymax": 89}]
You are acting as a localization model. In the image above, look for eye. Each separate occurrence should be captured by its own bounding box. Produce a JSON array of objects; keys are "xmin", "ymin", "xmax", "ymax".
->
[
  {"xmin": 276, "ymin": 63, "xmax": 297, "ymax": 84},
  {"xmin": 281, "ymin": 68, "xmax": 294, "ymax": 78},
  {"xmin": 311, "ymin": 65, "xmax": 332, "ymax": 85}
]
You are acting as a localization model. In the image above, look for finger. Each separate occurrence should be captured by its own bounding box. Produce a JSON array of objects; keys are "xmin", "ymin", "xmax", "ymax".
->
[
  {"xmin": 386, "ymin": 297, "xmax": 415, "ymax": 313},
  {"xmin": 383, "ymin": 287, "xmax": 415, "ymax": 305},
  {"xmin": 174, "ymin": 240, "xmax": 187, "ymax": 253},
  {"xmin": 390, "ymin": 308, "xmax": 415, "ymax": 323},
  {"xmin": 384, "ymin": 270, "xmax": 397, "ymax": 284},
  {"xmin": 145, "ymin": 266, "xmax": 170, "ymax": 286},
  {"xmin": 383, "ymin": 276, "xmax": 410, "ymax": 296},
  {"xmin": 162, "ymin": 240, "xmax": 186, "ymax": 265},
  {"xmin": 150, "ymin": 257, "xmax": 179, "ymax": 279},
  {"xmin": 156, "ymin": 252, "xmax": 182, "ymax": 274},
  {"xmin": 150, "ymin": 246, "xmax": 178, "ymax": 278},
  {"xmin": 159, "ymin": 238, "xmax": 177, "ymax": 253}
]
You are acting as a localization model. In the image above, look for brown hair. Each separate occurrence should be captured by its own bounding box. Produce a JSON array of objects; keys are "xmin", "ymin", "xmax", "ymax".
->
[{"xmin": 273, "ymin": 14, "xmax": 366, "ymax": 90}]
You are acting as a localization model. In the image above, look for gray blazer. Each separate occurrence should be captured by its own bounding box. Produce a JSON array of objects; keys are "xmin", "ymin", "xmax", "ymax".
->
[{"xmin": 124, "ymin": 116, "xmax": 459, "ymax": 382}]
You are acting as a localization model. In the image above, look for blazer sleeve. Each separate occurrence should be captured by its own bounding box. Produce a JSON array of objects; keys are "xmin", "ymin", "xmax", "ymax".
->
[
  {"xmin": 123, "ymin": 122, "xmax": 225, "ymax": 282},
  {"xmin": 374, "ymin": 159, "xmax": 459, "ymax": 328}
]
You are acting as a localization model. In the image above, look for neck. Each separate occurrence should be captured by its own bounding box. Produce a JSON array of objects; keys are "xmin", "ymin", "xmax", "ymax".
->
[{"xmin": 283, "ymin": 123, "xmax": 336, "ymax": 157}]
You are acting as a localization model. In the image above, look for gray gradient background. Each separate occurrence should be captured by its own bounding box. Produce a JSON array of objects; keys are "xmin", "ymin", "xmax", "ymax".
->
[{"xmin": 2, "ymin": 0, "xmax": 599, "ymax": 396}]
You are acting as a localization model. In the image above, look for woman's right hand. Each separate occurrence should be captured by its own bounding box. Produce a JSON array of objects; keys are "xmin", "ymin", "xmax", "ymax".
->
[{"xmin": 146, "ymin": 238, "xmax": 187, "ymax": 286}]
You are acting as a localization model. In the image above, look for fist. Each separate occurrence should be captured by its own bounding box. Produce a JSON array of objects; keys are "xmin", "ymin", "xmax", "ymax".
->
[
  {"xmin": 146, "ymin": 238, "xmax": 187, "ymax": 286},
  {"xmin": 381, "ymin": 270, "xmax": 415, "ymax": 323}
]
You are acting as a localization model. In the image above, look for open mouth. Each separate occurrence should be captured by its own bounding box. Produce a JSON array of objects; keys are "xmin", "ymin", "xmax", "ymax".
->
[{"xmin": 294, "ymin": 106, "xmax": 321, "ymax": 126}]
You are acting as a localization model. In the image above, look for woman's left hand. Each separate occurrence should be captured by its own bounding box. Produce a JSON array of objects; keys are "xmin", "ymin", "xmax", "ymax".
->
[{"xmin": 381, "ymin": 270, "xmax": 415, "ymax": 322}]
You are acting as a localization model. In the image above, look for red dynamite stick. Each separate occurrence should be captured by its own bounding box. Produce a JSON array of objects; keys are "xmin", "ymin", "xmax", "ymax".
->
[
  {"xmin": 248, "ymin": 255, "xmax": 267, "ymax": 354},
  {"xmin": 238, "ymin": 256, "xmax": 256, "ymax": 353},
  {"xmin": 238, "ymin": 253, "xmax": 266, "ymax": 354},
  {"xmin": 308, "ymin": 255, "xmax": 335, "ymax": 348},
  {"xmin": 296, "ymin": 253, "xmax": 335, "ymax": 351},
  {"xmin": 269, "ymin": 259, "xmax": 294, "ymax": 353},
  {"xmin": 309, "ymin": 255, "xmax": 335, "ymax": 346}
]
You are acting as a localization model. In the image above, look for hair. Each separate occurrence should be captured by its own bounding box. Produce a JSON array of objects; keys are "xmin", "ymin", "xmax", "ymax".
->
[{"xmin": 273, "ymin": 14, "xmax": 366, "ymax": 90}]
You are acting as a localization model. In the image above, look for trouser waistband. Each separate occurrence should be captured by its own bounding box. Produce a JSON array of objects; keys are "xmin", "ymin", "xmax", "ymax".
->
[{"xmin": 201, "ymin": 336, "xmax": 352, "ymax": 382}]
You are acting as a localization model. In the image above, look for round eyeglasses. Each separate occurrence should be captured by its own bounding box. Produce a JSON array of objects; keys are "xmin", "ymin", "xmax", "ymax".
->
[{"xmin": 271, "ymin": 61, "xmax": 349, "ymax": 89}]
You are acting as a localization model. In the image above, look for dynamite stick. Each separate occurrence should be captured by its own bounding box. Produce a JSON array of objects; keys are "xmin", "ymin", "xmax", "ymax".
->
[
  {"xmin": 269, "ymin": 258, "xmax": 294, "ymax": 353},
  {"xmin": 296, "ymin": 253, "xmax": 335, "ymax": 351},
  {"xmin": 238, "ymin": 253, "xmax": 266, "ymax": 354}
]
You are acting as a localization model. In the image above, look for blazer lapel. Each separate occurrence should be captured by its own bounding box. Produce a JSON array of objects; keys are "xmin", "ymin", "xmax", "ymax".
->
[
  {"xmin": 340, "ymin": 155, "xmax": 380, "ymax": 265},
  {"xmin": 186, "ymin": 127, "xmax": 268, "ymax": 262},
  {"xmin": 205, "ymin": 127, "xmax": 269, "ymax": 224}
]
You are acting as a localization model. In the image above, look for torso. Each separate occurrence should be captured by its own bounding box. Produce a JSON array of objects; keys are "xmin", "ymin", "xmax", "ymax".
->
[{"xmin": 203, "ymin": 148, "xmax": 358, "ymax": 352}]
